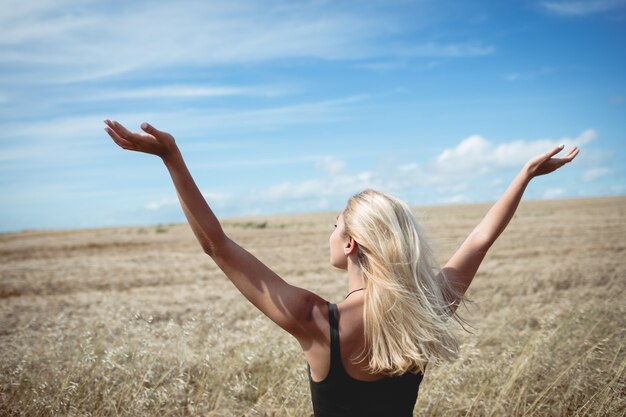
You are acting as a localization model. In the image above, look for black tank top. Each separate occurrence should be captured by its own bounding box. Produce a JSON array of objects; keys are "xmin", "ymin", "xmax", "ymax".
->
[{"xmin": 308, "ymin": 303, "xmax": 423, "ymax": 417}]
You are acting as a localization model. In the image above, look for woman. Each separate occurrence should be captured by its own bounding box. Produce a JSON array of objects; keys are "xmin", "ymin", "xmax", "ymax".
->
[{"xmin": 104, "ymin": 120, "xmax": 579, "ymax": 416}]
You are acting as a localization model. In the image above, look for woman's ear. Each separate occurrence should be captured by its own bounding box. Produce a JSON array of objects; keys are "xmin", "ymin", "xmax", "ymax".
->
[{"xmin": 344, "ymin": 236, "xmax": 359, "ymax": 256}]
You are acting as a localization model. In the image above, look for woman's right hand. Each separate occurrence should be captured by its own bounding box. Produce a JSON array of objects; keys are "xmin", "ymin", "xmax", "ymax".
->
[
  {"xmin": 524, "ymin": 144, "xmax": 580, "ymax": 179},
  {"xmin": 104, "ymin": 120, "xmax": 178, "ymax": 160}
]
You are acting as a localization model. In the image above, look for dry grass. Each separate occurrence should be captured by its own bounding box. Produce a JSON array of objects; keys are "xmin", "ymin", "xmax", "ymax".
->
[{"xmin": 1, "ymin": 196, "xmax": 625, "ymax": 416}]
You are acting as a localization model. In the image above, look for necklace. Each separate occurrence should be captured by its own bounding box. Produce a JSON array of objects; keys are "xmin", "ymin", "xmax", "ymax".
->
[{"xmin": 345, "ymin": 287, "xmax": 365, "ymax": 300}]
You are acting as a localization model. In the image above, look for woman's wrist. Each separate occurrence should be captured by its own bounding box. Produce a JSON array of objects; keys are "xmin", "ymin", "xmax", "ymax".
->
[
  {"xmin": 162, "ymin": 145, "xmax": 183, "ymax": 167},
  {"xmin": 520, "ymin": 164, "xmax": 534, "ymax": 183}
]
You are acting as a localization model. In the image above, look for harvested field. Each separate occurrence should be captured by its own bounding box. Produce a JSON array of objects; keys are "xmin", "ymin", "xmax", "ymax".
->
[{"xmin": 1, "ymin": 196, "xmax": 625, "ymax": 416}]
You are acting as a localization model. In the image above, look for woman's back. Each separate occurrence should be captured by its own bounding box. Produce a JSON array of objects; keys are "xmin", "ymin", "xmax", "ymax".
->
[
  {"xmin": 307, "ymin": 301, "xmax": 423, "ymax": 417},
  {"xmin": 307, "ymin": 297, "xmax": 417, "ymax": 381},
  {"xmin": 306, "ymin": 298, "xmax": 369, "ymax": 381}
]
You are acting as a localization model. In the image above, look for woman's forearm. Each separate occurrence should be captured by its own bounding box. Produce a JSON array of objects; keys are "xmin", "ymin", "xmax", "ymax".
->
[
  {"xmin": 162, "ymin": 148, "xmax": 226, "ymax": 256},
  {"xmin": 471, "ymin": 167, "xmax": 532, "ymax": 248}
]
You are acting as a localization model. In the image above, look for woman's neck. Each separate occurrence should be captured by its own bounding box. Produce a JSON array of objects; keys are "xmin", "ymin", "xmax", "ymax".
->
[{"xmin": 346, "ymin": 256, "xmax": 366, "ymax": 294}]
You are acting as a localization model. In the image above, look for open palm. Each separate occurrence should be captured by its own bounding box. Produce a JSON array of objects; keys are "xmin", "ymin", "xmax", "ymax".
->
[
  {"xmin": 104, "ymin": 120, "xmax": 176, "ymax": 159},
  {"xmin": 525, "ymin": 145, "xmax": 580, "ymax": 178}
]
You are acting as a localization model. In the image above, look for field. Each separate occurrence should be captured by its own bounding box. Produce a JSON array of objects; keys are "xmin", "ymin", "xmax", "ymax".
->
[{"xmin": 1, "ymin": 196, "xmax": 625, "ymax": 416}]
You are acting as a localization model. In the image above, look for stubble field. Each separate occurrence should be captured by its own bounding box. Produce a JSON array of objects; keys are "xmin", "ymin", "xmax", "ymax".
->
[{"xmin": 1, "ymin": 196, "xmax": 624, "ymax": 416}]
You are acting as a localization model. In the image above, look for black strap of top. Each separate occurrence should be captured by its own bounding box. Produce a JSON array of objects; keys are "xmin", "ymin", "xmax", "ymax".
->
[
  {"xmin": 328, "ymin": 302, "xmax": 342, "ymax": 372},
  {"xmin": 310, "ymin": 302, "xmax": 423, "ymax": 417}
]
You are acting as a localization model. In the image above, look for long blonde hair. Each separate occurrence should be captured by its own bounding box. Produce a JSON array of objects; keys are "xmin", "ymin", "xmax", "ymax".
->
[{"xmin": 343, "ymin": 189, "xmax": 471, "ymax": 375}]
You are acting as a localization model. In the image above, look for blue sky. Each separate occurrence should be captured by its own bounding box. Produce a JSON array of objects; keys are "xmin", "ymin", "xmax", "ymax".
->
[{"xmin": 1, "ymin": 0, "xmax": 625, "ymax": 232}]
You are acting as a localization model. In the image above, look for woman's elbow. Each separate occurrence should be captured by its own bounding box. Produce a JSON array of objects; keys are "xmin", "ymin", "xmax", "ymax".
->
[
  {"xmin": 470, "ymin": 231, "xmax": 494, "ymax": 251},
  {"xmin": 202, "ymin": 231, "xmax": 228, "ymax": 257}
]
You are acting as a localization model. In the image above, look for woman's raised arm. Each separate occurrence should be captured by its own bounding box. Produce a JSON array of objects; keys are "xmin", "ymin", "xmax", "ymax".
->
[
  {"xmin": 440, "ymin": 144, "xmax": 580, "ymax": 307},
  {"xmin": 104, "ymin": 120, "xmax": 324, "ymax": 340}
]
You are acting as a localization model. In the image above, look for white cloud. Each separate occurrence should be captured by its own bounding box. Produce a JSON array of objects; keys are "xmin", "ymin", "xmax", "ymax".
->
[
  {"xmin": 581, "ymin": 167, "xmax": 613, "ymax": 182},
  {"xmin": 540, "ymin": 0, "xmax": 626, "ymax": 16},
  {"xmin": 259, "ymin": 171, "xmax": 376, "ymax": 202},
  {"xmin": 0, "ymin": 114, "xmax": 115, "ymax": 166},
  {"xmin": 145, "ymin": 198, "xmax": 175, "ymax": 211},
  {"xmin": 110, "ymin": 127, "xmax": 604, "ymax": 218},
  {"xmin": 398, "ymin": 163, "xmax": 420, "ymax": 173},
  {"xmin": 436, "ymin": 182, "xmax": 468, "ymax": 194},
  {"xmin": 0, "ymin": 1, "xmax": 367, "ymax": 84},
  {"xmin": 394, "ymin": 42, "xmax": 495, "ymax": 58},
  {"xmin": 611, "ymin": 96, "xmax": 624, "ymax": 105},
  {"xmin": 316, "ymin": 156, "xmax": 346, "ymax": 175},
  {"xmin": 188, "ymin": 95, "xmax": 366, "ymax": 131},
  {"xmin": 235, "ymin": 129, "xmax": 595, "ymax": 208},
  {"xmin": 81, "ymin": 85, "xmax": 291, "ymax": 102},
  {"xmin": 391, "ymin": 162, "xmax": 446, "ymax": 188},
  {"xmin": 504, "ymin": 67, "xmax": 554, "ymax": 81},
  {"xmin": 192, "ymin": 155, "xmax": 324, "ymax": 170},
  {"xmin": 256, "ymin": 128, "xmax": 596, "ymax": 207},
  {"xmin": 0, "ymin": 0, "xmax": 496, "ymax": 86},
  {"xmin": 575, "ymin": 129, "xmax": 598, "ymax": 146},
  {"xmin": 439, "ymin": 194, "xmax": 470, "ymax": 204},
  {"xmin": 434, "ymin": 129, "xmax": 596, "ymax": 174},
  {"xmin": 610, "ymin": 184, "xmax": 625, "ymax": 194},
  {"xmin": 436, "ymin": 135, "xmax": 491, "ymax": 174},
  {"xmin": 0, "ymin": 95, "xmax": 366, "ymax": 165},
  {"xmin": 542, "ymin": 188, "xmax": 566, "ymax": 199},
  {"xmin": 357, "ymin": 59, "xmax": 442, "ymax": 72},
  {"xmin": 145, "ymin": 191, "xmax": 230, "ymax": 211}
]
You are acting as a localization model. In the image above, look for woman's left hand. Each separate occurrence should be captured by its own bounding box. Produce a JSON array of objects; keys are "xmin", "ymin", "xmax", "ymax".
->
[
  {"xmin": 104, "ymin": 120, "xmax": 178, "ymax": 159},
  {"xmin": 524, "ymin": 144, "xmax": 580, "ymax": 179}
]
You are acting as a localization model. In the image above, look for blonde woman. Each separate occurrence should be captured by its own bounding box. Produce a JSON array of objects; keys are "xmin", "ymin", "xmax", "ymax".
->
[{"xmin": 104, "ymin": 120, "xmax": 579, "ymax": 416}]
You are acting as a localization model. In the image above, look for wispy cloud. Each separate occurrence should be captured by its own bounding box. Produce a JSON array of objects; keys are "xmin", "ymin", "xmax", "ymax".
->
[
  {"xmin": 316, "ymin": 156, "xmax": 346, "ymax": 175},
  {"xmin": 257, "ymin": 172, "xmax": 376, "ymax": 203},
  {"xmin": 395, "ymin": 42, "xmax": 495, "ymax": 58},
  {"xmin": 504, "ymin": 67, "xmax": 555, "ymax": 81},
  {"xmin": 540, "ymin": 0, "xmax": 626, "ymax": 16},
  {"xmin": 145, "ymin": 192, "xmax": 231, "ymax": 211},
  {"xmin": 357, "ymin": 59, "xmax": 442, "ymax": 72},
  {"xmin": 80, "ymin": 85, "xmax": 292, "ymax": 102},
  {"xmin": 581, "ymin": 167, "xmax": 613, "ymax": 182},
  {"xmin": 0, "ymin": 0, "xmax": 496, "ymax": 86},
  {"xmin": 439, "ymin": 194, "xmax": 470, "ymax": 204},
  {"xmin": 0, "ymin": 1, "xmax": 369, "ymax": 84},
  {"xmin": 542, "ymin": 188, "xmax": 566, "ymax": 199},
  {"xmin": 144, "ymin": 170, "xmax": 379, "ymax": 216},
  {"xmin": 0, "ymin": 95, "xmax": 367, "ymax": 165},
  {"xmin": 610, "ymin": 95, "xmax": 624, "ymax": 105}
]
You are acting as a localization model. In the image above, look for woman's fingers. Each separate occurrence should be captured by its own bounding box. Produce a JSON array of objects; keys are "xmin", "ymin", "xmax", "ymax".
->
[
  {"xmin": 553, "ymin": 147, "xmax": 580, "ymax": 163},
  {"xmin": 548, "ymin": 145, "xmax": 580, "ymax": 163},
  {"xmin": 104, "ymin": 119, "xmax": 160, "ymax": 150},
  {"xmin": 545, "ymin": 144, "xmax": 565, "ymax": 159},
  {"xmin": 105, "ymin": 125, "xmax": 135, "ymax": 150},
  {"xmin": 140, "ymin": 122, "xmax": 162, "ymax": 138},
  {"xmin": 105, "ymin": 119, "xmax": 130, "ymax": 137},
  {"xmin": 104, "ymin": 119, "xmax": 175, "ymax": 157},
  {"xmin": 551, "ymin": 147, "xmax": 580, "ymax": 171},
  {"xmin": 105, "ymin": 120, "xmax": 153, "ymax": 143},
  {"xmin": 105, "ymin": 120, "xmax": 134, "ymax": 142},
  {"xmin": 565, "ymin": 147, "xmax": 580, "ymax": 161},
  {"xmin": 526, "ymin": 145, "xmax": 580, "ymax": 178}
]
